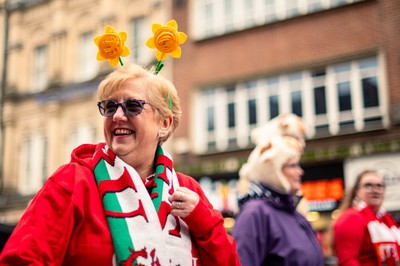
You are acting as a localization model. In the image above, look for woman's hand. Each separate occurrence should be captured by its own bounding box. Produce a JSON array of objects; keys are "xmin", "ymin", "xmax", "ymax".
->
[{"xmin": 168, "ymin": 187, "xmax": 199, "ymax": 218}]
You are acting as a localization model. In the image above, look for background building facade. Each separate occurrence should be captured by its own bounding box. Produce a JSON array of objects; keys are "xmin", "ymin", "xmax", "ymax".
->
[
  {"xmin": 0, "ymin": 0, "xmax": 173, "ymax": 247},
  {"xmin": 170, "ymin": 0, "xmax": 400, "ymax": 253}
]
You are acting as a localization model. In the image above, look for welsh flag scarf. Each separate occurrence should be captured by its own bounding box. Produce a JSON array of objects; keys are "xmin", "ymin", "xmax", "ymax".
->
[
  {"xmin": 92, "ymin": 143, "xmax": 193, "ymax": 266},
  {"xmin": 360, "ymin": 204, "xmax": 400, "ymax": 266}
]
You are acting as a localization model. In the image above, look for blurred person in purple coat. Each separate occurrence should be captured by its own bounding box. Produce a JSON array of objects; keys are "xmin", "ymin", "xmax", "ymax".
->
[{"xmin": 232, "ymin": 115, "xmax": 324, "ymax": 266}]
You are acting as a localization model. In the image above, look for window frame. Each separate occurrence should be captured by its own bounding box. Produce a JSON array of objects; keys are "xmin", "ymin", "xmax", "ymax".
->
[{"xmin": 192, "ymin": 56, "xmax": 388, "ymax": 154}]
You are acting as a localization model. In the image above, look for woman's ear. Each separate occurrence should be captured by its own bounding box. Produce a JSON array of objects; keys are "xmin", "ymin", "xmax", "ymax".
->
[
  {"xmin": 158, "ymin": 115, "xmax": 173, "ymax": 142},
  {"xmin": 160, "ymin": 115, "xmax": 173, "ymax": 132}
]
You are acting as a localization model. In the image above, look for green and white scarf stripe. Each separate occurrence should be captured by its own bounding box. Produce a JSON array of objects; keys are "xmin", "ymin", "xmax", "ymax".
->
[
  {"xmin": 152, "ymin": 146, "xmax": 166, "ymax": 212},
  {"xmin": 92, "ymin": 143, "xmax": 193, "ymax": 266},
  {"xmin": 94, "ymin": 157, "xmax": 134, "ymax": 263}
]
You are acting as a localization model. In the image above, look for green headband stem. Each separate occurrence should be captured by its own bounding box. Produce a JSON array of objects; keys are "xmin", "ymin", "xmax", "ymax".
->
[
  {"xmin": 154, "ymin": 61, "xmax": 164, "ymax": 75},
  {"xmin": 168, "ymin": 93, "xmax": 173, "ymax": 111},
  {"xmin": 119, "ymin": 57, "xmax": 124, "ymax": 66}
]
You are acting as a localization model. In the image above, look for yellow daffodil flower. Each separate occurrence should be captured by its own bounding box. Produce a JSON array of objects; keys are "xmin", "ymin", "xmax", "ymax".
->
[
  {"xmin": 94, "ymin": 25, "xmax": 130, "ymax": 67},
  {"xmin": 146, "ymin": 20, "xmax": 187, "ymax": 61}
]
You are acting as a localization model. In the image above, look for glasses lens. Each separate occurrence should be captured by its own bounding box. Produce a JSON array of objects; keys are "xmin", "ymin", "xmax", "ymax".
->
[
  {"xmin": 284, "ymin": 163, "xmax": 301, "ymax": 169},
  {"xmin": 103, "ymin": 100, "xmax": 118, "ymax": 117},
  {"xmin": 125, "ymin": 99, "xmax": 144, "ymax": 116},
  {"xmin": 362, "ymin": 183, "xmax": 385, "ymax": 191}
]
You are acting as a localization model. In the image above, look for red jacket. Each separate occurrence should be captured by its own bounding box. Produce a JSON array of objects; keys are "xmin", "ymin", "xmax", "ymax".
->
[
  {"xmin": 334, "ymin": 206, "xmax": 399, "ymax": 266},
  {"xmin": 0, "ymin": 144, "xmax": 240, "ymax": 266}
]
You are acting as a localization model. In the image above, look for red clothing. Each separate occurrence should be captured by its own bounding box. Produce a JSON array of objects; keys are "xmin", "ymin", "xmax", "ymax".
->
[
  {"xmin": 0, "ymin": 144, "xmax": 240, "ymax": 266},
  {"xmin": 333, "ymin": 206, "xmax": 399, "ymax": 266}
]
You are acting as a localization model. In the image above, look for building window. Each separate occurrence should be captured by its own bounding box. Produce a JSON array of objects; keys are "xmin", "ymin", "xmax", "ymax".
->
[
  {"xmin": 331, "ymin": 0, "xmax": 350, "ymax": 7},
  {"xmin": 312, "ymin": 69, "xmax": 327, "ymax": 115},
  {"xmin": 291, "ymin": 91, "xmax": 303, "ymax": 117},
  {"xmin": 307, "ymin": 0, "xmax": 324, "ymax": 13},
  {"xmin": 311, "ymin": 68, "xmax": 329, "ymax": 135},
  {"xmin": 288, "ymin": 72, "xmax": 303, "ymax": 117},
  {"xmin": 362, "ymin": 77, "xmax": 379, "ymax": 108},
  {"xmin": 204, "ymin": 90, "xmax": 217, "ymax": 150},
  {"xmin": 130, "ymin": 17, "xmax": 151, "ymax": 65},
  {"xmin": 314, "ymin": 87, "xmax": 327, "ymax": 114},
  {"xmin": 286, "ymin": 0, "xmax": 301, "ymax": 18},
  {"xmin": 264, "ymin": 0, "xmax": 277, "ymax": 23},
  {"xmin": 191, "ymin": 0, "xmax": 366, "ymax": 40},
  {"xmin": 77, "ymin": 31, "xmax": 97, "ymax": 81},
  {"xmin": 359, "ymin": 58, "xmax": 379, "ymax": 108},
  {"xmin": 19, "ymin": 134, "xmax": 47, "ymax": 195},
  {"xmin": 335, "ymin": 63, "xmax": 352, "ymax": 111},
  {"xmin": 267, "ymin": 77, "xmax": 280, "ymax": 119},
  {"xmin": 337, "ymin": 82, "xmax": 352, "ymax": 111},
  {"xmin": 244, "ymin": 0, "xmax": 256, "ymax": 27},
  {"xmin": 193, "ymin": 56, "xmax": 387, "ymax": 154},
  {"xmin": 224, "ymin": 0, "xmax": 235, "ymax": 32},
  {"xmin": 246, "ymin": 81, "xmax": 257, "ymax": 125},
  {"xmin": 66, "ymin": 123, "xmax": 97, "ymax": 160},
  {"xmin": 226, "ymin": 85, "xmax": 236, "ymax": 129},
  {"xmin": 205, "ymin": 1, "xmax": 216, "ymax": 37},
  {"xmin": 32, "ymin": 45, "xmax": 48, "ymax": 92}
]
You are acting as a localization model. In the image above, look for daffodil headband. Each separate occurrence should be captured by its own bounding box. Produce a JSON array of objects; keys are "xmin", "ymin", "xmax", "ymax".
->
[
  {"xmin": 94, "ymin": 20, "xmax": 187, "ymax": 110},
  {"xmin": 94, "ymin": 20, "xmax": 187, "ymax": 73}
]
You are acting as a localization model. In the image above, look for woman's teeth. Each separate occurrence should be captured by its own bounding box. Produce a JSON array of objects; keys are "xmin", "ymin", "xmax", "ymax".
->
[{"xmin": 114, "ymin": 129, "xmax": 134, "ymax": 135}]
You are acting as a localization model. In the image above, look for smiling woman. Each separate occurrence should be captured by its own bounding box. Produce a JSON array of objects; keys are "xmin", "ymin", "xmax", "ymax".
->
[
  {"xmin": 0, "ymin": 19, "xmax": 240, "ymax": 265},
  {"xmin": 333, "ymin": 170, "xmax": 400, "ymax": 266},
  {"xmin": 0, "ymin": 63, "xmax": 241, "ymax": 266}
]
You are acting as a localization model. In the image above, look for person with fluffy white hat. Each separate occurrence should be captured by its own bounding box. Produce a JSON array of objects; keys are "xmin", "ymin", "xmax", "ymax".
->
[{"xmin": 232, "ymin": 116, "xmax": 324, "ymax": 266}]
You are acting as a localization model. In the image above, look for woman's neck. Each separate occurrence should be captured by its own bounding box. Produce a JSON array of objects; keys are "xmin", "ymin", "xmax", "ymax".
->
[{"xmin": 120, "ymin": 155, "xmax": 155, "ymax": 181}]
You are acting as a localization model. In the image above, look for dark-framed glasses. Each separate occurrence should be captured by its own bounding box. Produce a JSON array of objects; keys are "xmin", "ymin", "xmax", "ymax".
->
[
  {"xmin": 283, "ymin": 163, "xmax": 301, "ymax": 169},
  {"xmin": 361, "ymin": 182, "xmax": 385, "ymax": 191},
  {"xmin": 97, "ymin": 99, "xmax": 158, "ymax": 117}
]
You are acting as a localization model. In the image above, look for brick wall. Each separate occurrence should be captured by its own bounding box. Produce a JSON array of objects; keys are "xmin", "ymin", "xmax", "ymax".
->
[{"xmin": 173, "ymin": 0, "xmax": 400, "ymax": 140}]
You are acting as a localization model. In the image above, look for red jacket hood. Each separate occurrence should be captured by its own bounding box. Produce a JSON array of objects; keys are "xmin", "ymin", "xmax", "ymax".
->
[{"xmin": 70, "ymin": 143, "xmax": 100, "ymax": 170}]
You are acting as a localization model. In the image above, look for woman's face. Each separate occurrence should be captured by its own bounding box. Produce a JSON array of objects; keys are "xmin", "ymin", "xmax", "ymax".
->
[
  {"xmin": 356, "ymin": 172, "xmax": 385, "ymax": 212},
  {"xmin": 103, "ymin": 79, "xmax": 166, "ymax": 166},
  {"xmin": 282, "ymin": 158, "xmax": 304, "ymax": 194}
]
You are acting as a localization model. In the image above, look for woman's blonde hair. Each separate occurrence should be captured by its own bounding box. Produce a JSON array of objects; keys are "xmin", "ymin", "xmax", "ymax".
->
[{"xmin": 97, "ymin": 64, "xmax": 182, "ymax": 144}]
